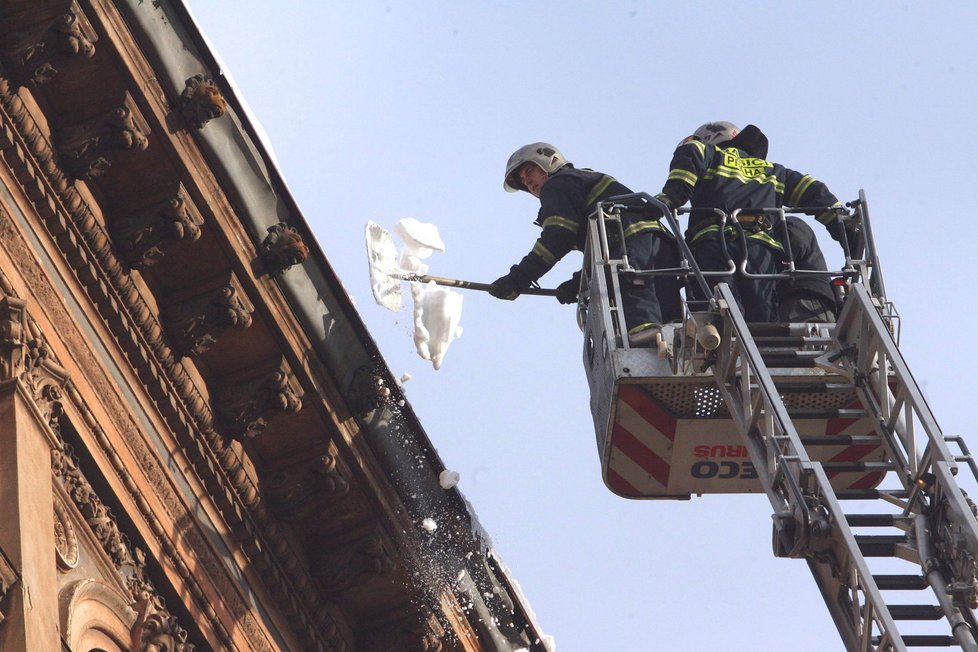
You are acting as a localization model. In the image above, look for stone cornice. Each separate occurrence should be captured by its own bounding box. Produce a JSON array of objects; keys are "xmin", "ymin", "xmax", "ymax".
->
[{"xmin": 0, "ymin": 73, "xmax": 352, "ymax": 650}]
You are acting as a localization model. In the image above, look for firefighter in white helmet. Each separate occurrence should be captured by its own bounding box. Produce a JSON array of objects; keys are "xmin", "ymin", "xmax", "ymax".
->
[{"xmin": 491, "ymin": 143, "xmax": 682, "ymax": 345}]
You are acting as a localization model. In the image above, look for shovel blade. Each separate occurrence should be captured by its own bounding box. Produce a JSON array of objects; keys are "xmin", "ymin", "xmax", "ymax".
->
[{"xmin": 365, "ymin": 221, "xmax": 403, "ymax": 311}]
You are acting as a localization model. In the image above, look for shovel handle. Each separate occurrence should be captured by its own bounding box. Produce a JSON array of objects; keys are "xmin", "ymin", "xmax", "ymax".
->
[{"xmin": 407, "ymin": 274, "xmax": 558, "ymax": 297}]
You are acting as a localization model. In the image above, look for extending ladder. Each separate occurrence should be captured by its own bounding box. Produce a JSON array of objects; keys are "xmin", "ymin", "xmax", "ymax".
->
[{"xmin": 709, "ymin": 281, "xmax": 978, "ymax": 650}]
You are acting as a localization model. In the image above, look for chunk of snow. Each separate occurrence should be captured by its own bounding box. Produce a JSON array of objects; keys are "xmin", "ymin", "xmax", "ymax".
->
[
  {"xmin": 399, "ymin": 372, "xmax": 412, "ymax": 384},
  {"xmin": 421, "ymin": 518, "xmax": 437, "ymax": 532},
  {"xmin": 439, "ymin": 470, "xmax": 460, "ymax": 489},
  {"xmin": 412, "ymin": 281, "xmax": 463, "ymax": 370},
  {"xmin": 394, "ymin": 218, "xmax": 446, "ymax": 259}
]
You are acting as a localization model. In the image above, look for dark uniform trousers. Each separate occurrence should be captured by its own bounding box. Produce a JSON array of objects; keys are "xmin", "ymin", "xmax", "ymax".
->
[
  {"xmin": 691, "ymin": 234, "xmax": 779, "ymax": 323},
  {"xmin": 617, "ymin": 230, "xmax": 683, "ymax": 330}
]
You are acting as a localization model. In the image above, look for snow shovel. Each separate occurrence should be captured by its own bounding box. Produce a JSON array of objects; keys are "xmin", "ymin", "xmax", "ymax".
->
[{"xmin": 366, "ymin": 221, "xmax": 557, "ymax": 311}]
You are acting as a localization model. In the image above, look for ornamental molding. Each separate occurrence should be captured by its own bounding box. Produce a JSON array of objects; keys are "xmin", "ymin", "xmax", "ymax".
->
[
  {"xmin": 265, "ymin": 452, "xmax": 351, "ymax": 519},
  {"xmin": 179, "ymin": 74, "xmax": 227, "ymax": 130},
  {"xmin": 54, "ymin": 92, "xmax": 150, "ymax": 180},
  {"xmin": 110, "ymin": 182, "xmax": 205, "ymax": 270},
  {"xmin": 0, "ymin": 0, "xmax": 97, "ymax": 88},
  {"xmin": 260, "ymin": 222, "xmax": 309, "ymax": 275},
  {"xmin": 161, "ymin": 272, "xmax": 254, "ymax": 358},
  {"xmin": 213, "ymin": 356, "xmax": 303, "ymax": 440},
  {"xmin": 315, "ymin": 529, "xmax": 395, "ymax": 599},
  {"xmin": 0, "ymin": 545, "xmax": 17, "ymax": 627},
  {"xmin": 0, "ymin": 65, "xmax": 350, "ymax": 649}
]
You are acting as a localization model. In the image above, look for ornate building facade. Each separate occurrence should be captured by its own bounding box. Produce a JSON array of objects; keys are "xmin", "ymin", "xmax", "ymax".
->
[{"xmin": 0, "ymin": 1, "xmax": 545, "ymax": 650}]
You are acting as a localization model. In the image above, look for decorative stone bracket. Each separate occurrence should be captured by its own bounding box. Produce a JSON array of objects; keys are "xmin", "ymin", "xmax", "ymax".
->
[
  {"xmin": 161, "ymin": 272, "xmax": 253, "ymax": 358},
  {"xmin": 110, "ymin": 182, "xmax": 205, "ymax": 270},
  {"xmin": 213, "ymin": 356, "xmax": 303, "ymax": 440},
  {"xmin": 315, "ymin": 529, "xmax": 395, "ymax": 599},
  {"xmin": 54, "ymin": 92, "xmax": 150, "ymax": 181},
  {"xmin": 265, "ymin": 452, "xmax": 351, "ymax": 518},
  {"xmin": 179, "ymin": 74, "xmax": 226, "ymax": 130},
  {"xmin": 0, "ymin": 0, "xmax": 97, "ymax": 87},
  {"xmin": 260, "ymin": 222, "xmax": 309, "ymax": 275},
  {"xmin": 0, "ymin": 296, "xmax": 70, "ymax": 428}
]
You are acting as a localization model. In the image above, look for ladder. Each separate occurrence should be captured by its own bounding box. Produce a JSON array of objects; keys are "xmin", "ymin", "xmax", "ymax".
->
[{"xmin": 584, "ymin": 191, "xmax": 978, "ymax": 650}]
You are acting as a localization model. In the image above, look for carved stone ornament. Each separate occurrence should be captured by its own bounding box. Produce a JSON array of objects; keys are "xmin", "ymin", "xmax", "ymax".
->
[
  {"xmin": 179, "ymin": 74, "xmax": 227, "ymax": 129},
  {"xmin": 111, "ymin": 183, "xmax": 205, "ymax": 270},
  {"xmin": 316, "ymin": 531, "xmax": 395, "ymax": 598},
  {"xmin": 0, "ymin": 545, "xmax": 18, "ymax": 626},
  {"xmin": 54, "ymin": 497, "xmax": 80, "ymax": 570},
  {"xmin": 0, "ymin": 1, "xmax": 97, "ymax": 87},
  {"xmin": 265, "ymin": 453, "xmax": 350, "ymax": 517},
  {"xmin": 162, "ymin": 279, "xmax": 253, "ymax": 357},
  {"xmin": 0, "ymin": 297, "xmax": 69, "ymax": 427},
  {"xmin": 132, "ymin": 600, "xmax": 195, "ymax": 652},
  {"xmin": 55, "ymin": 93, "xmax": 150, "ymax": 180},
  {"xmin": 214, "ymin": 358, "xmax": 303, "ymax": 439},
  {"xmin": 260, "ymin": 222, "xmax": 309, "ymax": 275}
]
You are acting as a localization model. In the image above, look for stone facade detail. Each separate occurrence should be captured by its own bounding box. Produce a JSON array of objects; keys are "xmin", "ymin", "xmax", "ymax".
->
[
  {"xmin": 260, "ymin": 222, "xmax": 309, "ymax": 275},
  {"xmin": 0, "ymin": 1, "xmax": 97, "ymax": 87},
  {"xmin": 214, "ymin": 357, "xmax": 303, "ymax": 440},
  {"xmin": 55, "ymin": 93, "xmax": 150, "ymax": 180},
  {"xmin": 363, "ymin": 614, "xmax": 446, "ymax": 652},
  {"xmin": 316, "ymin": 530, "xmax": 395, "ymax": 598},
  {"xmin": 179, "ymin": 74, "xmax": 227, "ymax": 129},
  {"xmin": 110, "ymin": 183, "xmax": 205, "ymax": 270},
  {"xmin": 54, "ymin": 497, "xmax": 79, "ymax": 571},
  {"xmin": 162, "ymin": 275, "xmax": 253, "ymax": 357},
  {"xmin": 265, "ymin": 452, "xmax": 351, "ymax": 518},
  {"xmin": 52, "ymin": 439, "xmax": 195, "ymax": 650}
]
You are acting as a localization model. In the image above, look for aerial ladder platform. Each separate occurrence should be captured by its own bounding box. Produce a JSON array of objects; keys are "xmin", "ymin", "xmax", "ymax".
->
[{"xmin": 579, "ymin": 192, "xmax": 978, "ymax": 651}]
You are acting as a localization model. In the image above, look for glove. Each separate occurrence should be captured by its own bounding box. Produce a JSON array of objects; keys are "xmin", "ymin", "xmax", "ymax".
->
[
  {"xmin": 826, "ymin": 218, "xmax": 863, "ymax": 256},
  {"xmin": 555, "ymin": 271, "xmax": 582, "ymax": 305},
  {"xmin": 489, "ymin": 265, "xmax": 533, "ymax": 301}
]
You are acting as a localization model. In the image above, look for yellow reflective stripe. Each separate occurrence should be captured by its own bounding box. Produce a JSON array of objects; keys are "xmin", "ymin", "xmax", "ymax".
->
[
  {"xmin": 541, "ymin": 215, "xmax": 579, "ymax": 233},
  {"xmin": 668, "ymin": 168, "xmax": 698, "ymax": 186},
  {"xmin": 532, "ymin": 241, "xmax": 557, "ymax": 265},
  {"xmin": 584, "ymin": 175, "xmax": 615, "ymax": 207},
  {"xmin": 623, "ymin": 220, "xmax": 664, "ymax": 238},
  {"xmin": 689, "ymin": 224, "xmax": 721, "ymax": 243},
  {"xmin": 687, "ymin": 140, "xmax": 706, "ymax": 155},
  {"xmin": 628, "ymin": 322, "xmax": 659, "ymax": 335},
  {"xmin": 788, "ymin": 175, "xmax": 816, "ymax": 206},
  {"xmin": 747, "ymin": 230, "xmax": 784, "ymax": 251},
  {"xmin": 702, "ymin": 166, "xmax": 779, "ymax": 186}
]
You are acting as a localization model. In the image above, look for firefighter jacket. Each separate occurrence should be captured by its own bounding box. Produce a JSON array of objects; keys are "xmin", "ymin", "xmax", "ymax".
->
[
  {"xmin": 513, "ymin": 165, "xmax": 664, "ymax": 283},
  {"xmin": 655, "ymin": 134, "xmax": 842, "ymax": 253}
]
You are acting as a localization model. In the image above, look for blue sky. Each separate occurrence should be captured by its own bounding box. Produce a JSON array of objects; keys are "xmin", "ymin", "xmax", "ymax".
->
[{"xmin": 186, "ymin": 2, "xmax": 978, "ymax": 649}]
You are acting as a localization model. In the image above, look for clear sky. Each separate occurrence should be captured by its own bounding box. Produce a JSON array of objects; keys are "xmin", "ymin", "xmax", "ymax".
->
[{"xmin": 185, "ymin": 2, "xmax": 978, "ymax": 650}]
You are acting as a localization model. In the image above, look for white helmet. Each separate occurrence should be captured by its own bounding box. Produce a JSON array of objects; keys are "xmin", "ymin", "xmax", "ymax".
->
[
  {"xmin": 693, "ymin": 121, "xmax": 741, "ymax": 147},
  {"xmin": 503, "ymin": 143, "xmax": 569, "ymax": 192}
]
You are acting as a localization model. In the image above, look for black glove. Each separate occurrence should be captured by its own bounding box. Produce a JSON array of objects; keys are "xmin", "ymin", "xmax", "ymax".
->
[
  {"xmin": 556, "ymin": 271, "xmax": 582, "ymax": 305},
  {"xmin": 827, "ymin": 218, "xmax": 863, "ymax": 256},
  {"xmin": 489, "ymin": 265, "xmax": 533, "ymax": 301}
]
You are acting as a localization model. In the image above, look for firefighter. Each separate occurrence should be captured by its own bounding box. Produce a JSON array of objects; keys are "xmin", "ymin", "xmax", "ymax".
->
[
  {"xmin": 490, "ymin": 143, "xmax": 682, "ymax": 346},
  {"xmin": 778, "ymin": 215, "xmax": 838, "ymax": 323},
  {"xmin": 654, "ymin": 122, "xmax": 846, "ymax": 322}
]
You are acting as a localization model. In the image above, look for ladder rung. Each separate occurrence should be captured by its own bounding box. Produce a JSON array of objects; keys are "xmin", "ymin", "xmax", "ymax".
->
[
  {"xmin": 750, "ymin": 336, "xmax": 833, "ymax": 347},
  {"xmin": 888, "ymin": 604, "xmax": 944, "ymax": 620},
  {"xmin": 895, "ymin": 635, "xmax": 955, "ymax": 647},
  {"xmin": 759, "ymin": 351, "xmax": 822, "ymax": 368},
  {"xmin": 855, "ymin": 534, "xmax": 907, "ymax": 556},
  {"xmin": 822, "ymin": 461, "xmax": 893, "ymax": 473},
  {"xmin": 836, "ymin": 489, "xmax": 909, "ymax": 500},
  {"xmin": 845, "ymin": 514, "xmax": 909, "ymax": 528},
  {"xmin": 773, "ymin": 382, "xmax": 857, "ymax": 393},
  {"xmin": 800, "ymin": 434, "xmax": 879, "ymax": 447},
  {"xmin": 873, "ymin": 574, "xmax": 928, "ymax": 590},
  {"xmin": 789, "ymin": 409, "xmax": 868, "ymax": 420}
]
